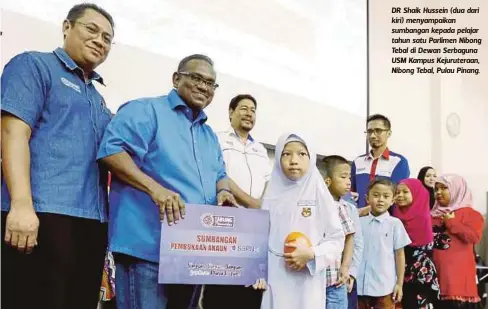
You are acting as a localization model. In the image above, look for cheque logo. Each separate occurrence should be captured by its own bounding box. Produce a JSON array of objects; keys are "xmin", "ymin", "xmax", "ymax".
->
[
  {"xmin": 200, "ymin": 213, "xmax": 235, "ymax": 228},
  {"xmin": 201, "ymin": 213, "xmax": 215, "ymax": 228}
]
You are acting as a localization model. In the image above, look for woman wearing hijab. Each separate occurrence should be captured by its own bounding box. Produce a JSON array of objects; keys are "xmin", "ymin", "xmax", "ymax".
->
[
  {"xmin": 393, "ymin": 179, "xmax": 440, "ymax": 308},
  {"xmin": 417, "ymin": 166, "xmax": 437, "ymax": 209},
  {"xmin": 259, "ymin": 133, "xmax": 345, "ymax": 309},
  {"xmin": 431, "ymin": 174, "xmax": 484, "ymax": 309}
]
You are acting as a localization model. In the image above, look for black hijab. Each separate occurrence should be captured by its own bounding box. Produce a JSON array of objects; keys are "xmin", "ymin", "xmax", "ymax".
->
[{"xmin": 417, "ymin": 166, "xmax": 436, "ymax": 209}]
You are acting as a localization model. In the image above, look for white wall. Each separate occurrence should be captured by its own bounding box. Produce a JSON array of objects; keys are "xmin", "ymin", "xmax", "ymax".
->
[
  {"xmin": 0, "ymin": 0, "xmax": 368, "ymax": 160},
  {"xmin": 369, "ymin": 0, "xmax": 488, "ymax": 217},
  {"xmin": 2, "ymin": 0, "xmax": 485, "ymax": 209}
]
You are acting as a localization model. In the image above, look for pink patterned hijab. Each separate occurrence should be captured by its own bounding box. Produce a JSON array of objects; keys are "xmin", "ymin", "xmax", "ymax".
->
[
  {"xmin": 430, "ymin": 174, "xmax": 473, "ymax": 218},
  {"xmin": 392, "ymin": 179, "xmax": 433, "ymax": 246}
]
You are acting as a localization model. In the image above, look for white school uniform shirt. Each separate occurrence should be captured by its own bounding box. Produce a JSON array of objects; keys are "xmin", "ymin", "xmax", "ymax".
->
[
  {"xmin": 217, "ymin": 128, "xmax": 271, "ymax": 199},
  {"xmin": 260, "ymin": 133, "xmax": 345, "ymax": 309},
  {"xmin": 357, "ymin": 212, "xmax": 411, "ymax": 297}
]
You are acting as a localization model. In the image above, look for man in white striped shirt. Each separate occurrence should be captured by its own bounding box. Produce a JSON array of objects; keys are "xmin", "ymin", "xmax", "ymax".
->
[
  {"xmin": 217, "ymin": 94, "xmax": 270, "ymax": 209},
  {"xmin": 202, "ymin": 94, "xmax": 270, "ymax": 309}
]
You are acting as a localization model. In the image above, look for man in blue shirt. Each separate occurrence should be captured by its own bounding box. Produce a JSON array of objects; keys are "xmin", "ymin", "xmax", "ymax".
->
[
  {"xmin": 351, "ymin": 114, "xmax": 410, "ymax": 215},
  {"xmin": 1, "ymin": 4, "xmax": 114, "ymax": 309},
  {"xmin": 97, "ymin": 54, "xmax": 237, "ymax": 309}
]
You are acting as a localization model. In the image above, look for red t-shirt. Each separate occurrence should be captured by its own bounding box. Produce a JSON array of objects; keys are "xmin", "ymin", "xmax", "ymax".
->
[{"xmin": 432, "ymin": 207, "xmax": 484, "ymax": 300}]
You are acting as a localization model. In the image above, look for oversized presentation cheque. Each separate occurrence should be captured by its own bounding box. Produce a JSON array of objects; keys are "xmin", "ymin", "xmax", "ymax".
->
[{"xmin": 159, "ymin": 204, "xmax": 270, "ymax": 285}]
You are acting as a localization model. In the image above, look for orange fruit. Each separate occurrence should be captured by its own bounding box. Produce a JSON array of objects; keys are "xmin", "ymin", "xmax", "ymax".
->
[{"xmin": 284, "ymin": 232, "xmax": 312, "ymax": 253}]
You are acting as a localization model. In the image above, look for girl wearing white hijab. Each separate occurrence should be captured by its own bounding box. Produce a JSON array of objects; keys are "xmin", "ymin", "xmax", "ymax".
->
[{"xmin": 260, "ymin": 133, "xmax": 345, "ymax": 309}]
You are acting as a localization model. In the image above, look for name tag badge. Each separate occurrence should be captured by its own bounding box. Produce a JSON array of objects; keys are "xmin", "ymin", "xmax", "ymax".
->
[{"xmin": 297, "ymin": 200, "xmax": 316, "ymax": 207}]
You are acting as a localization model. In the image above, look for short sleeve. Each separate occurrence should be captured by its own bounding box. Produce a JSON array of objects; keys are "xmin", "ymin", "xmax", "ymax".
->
[
  {"xmin": 338, "ymin": 203, "xmax": 355, "ymax": 235},
  {"xmin": 97, "ymin": 100, "xmax": 156, "ymax": 164},
  {"xmin": 393, "ymin": 219, "xmax": 411, "ymax": 250},
  {"xmin": 1, "ymin": 53, "xmax": 48, "ymax": 129}
]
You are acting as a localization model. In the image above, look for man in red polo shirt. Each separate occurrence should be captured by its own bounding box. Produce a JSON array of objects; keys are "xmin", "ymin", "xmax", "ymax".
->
[{"xmin": 351, "ymin": 114, "xmax": 410, "ymax": 214}]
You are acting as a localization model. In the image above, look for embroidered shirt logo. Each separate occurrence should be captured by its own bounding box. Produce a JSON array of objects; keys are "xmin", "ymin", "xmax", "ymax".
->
[
  {"xmin": 301, "ymin": 207, "xmax": 312, "ymax": 217},
  {"xmin": 61, "ymin": 77, "xmax": 81, "ymax": 93}
]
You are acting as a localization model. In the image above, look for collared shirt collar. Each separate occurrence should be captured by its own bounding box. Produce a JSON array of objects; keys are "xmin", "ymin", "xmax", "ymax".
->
[
  {"xmin": 53, "ymin": 47, "xmax": 105, "ymax": 85},
  {"xmin": 366, "ymin": 147, "xmax": 390, "ymax": 160},
  {"xmin": 368, "ymin": 211, "xmax": 390, "ymax": 223},
  {"xmin": 226, "ymin": 126, "xmax": 254, "ymax": 142},
  {"xmin": 168, "ymin": 89, "xmax": 208, "ymax": 123}
]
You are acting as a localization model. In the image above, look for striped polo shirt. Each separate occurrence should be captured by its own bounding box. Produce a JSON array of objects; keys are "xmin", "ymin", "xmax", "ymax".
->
[{"xmin": 351, "ymin": 148, "xmax": 410, "ymax": 208}]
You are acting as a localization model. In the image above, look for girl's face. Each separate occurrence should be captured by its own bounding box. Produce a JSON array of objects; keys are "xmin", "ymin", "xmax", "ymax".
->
[
  {"xmin": 280, "ymin": 141, "xmax": 310, "ymax": 181},
  {"xmin": 395, "ymin": 184, "xmax": 413, "ymax": 207},
  {"xmin": 435, "ymin": 182, "xmax": 451, "ymax": 207},
  {"xmin": 423, "ymin": 168, "xmax": 437, "ymax": 188}
]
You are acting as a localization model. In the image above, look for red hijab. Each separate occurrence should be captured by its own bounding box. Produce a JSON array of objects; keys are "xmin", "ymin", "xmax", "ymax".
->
[{"xmin": 392, "ymin": 178, "xmax": 433, "ymax": 246}]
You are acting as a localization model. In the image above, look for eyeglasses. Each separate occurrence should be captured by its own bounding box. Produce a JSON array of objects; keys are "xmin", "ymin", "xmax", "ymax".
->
[
  {"xmin": 178, "ymin": 72, "xmax": 219, "ymax": 90},
  {"xmin": 70, "ymin": 20, "xmax": 114, "ymax": 46},
  {"xmin": 364, "ymin": 128, "xmax": 389, "ymax": 136}
]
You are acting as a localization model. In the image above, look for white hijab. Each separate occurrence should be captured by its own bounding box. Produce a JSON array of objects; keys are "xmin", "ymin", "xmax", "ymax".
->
[
  {"xmin": 264, "ymin": 133, "xmax": 322, "ymax": 200},
  {"xmin": 262, "ymin": 133, "xmax": 344, "ymax": 264}
]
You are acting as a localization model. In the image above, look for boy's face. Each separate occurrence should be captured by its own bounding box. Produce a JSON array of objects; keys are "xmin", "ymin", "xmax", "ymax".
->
[
  {"xmin": 280, "ymin": 142, "xmax": 310, "ymax": 181},
  {"xmin": 395, "ymin": 183, "xmax": 413, "ymax": 207},
  {"xmin": 367, "ymin": 184, "xmax": 394, "ymax": 215},
  {"xmin": 326, "ymin": 163, "xmax": 351, "ymax": 198}
]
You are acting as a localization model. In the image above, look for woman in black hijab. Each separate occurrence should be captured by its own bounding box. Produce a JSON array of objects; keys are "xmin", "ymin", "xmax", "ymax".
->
[{"xmin": 417, "ymin": 166, "xmax": 437, "ymax": 209}]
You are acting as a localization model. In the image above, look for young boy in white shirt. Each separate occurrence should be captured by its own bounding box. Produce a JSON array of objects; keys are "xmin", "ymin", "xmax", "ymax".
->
[
  {"xmin": 323, "ymin": 156, "xmax": 360, "ymax": 309},
  {"xmin": 357, "ymin": 178, "xmax": 411, "ymax": 309}
]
